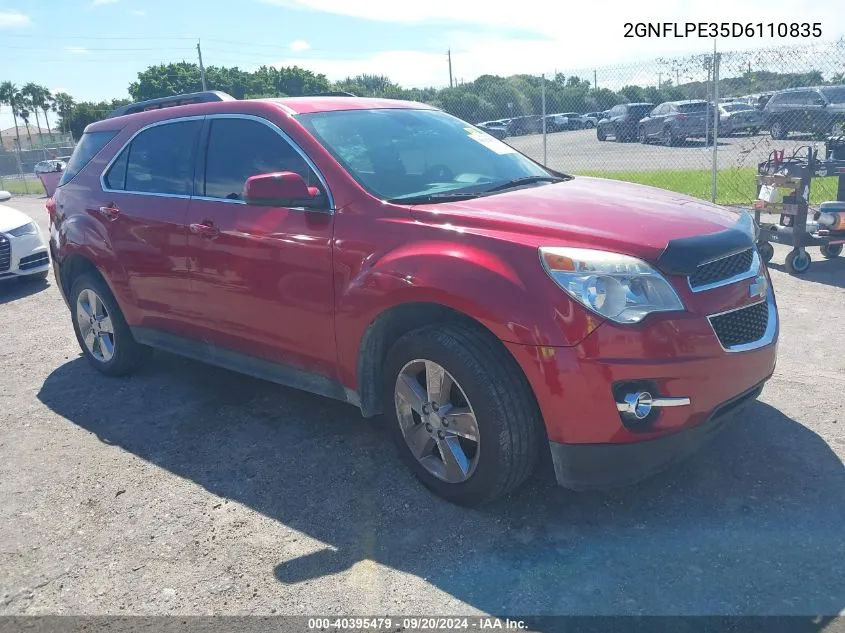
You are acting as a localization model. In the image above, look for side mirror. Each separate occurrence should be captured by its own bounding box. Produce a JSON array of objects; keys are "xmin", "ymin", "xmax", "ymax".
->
[{"xmin": 244, "ymin": 172, "xmax": 322, "ymax": 208}]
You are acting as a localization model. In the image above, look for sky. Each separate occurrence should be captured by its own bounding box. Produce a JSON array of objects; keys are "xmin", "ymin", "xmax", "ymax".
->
[{"xmin": 1, "ymin": 0, "xmax": 844, "ymax": 129}]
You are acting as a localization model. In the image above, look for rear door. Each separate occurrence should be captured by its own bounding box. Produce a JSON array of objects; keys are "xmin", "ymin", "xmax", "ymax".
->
[
  {"xmin": 185, "ymin": 115, "xmax": 337, "ymax": 377},
  {"xmin": 99, "ymin": 117, "xmax": 202, "ymax": 334},
  {"xmin": 644, "ymin": 104, "xmax": 665, "ymax": 137}
]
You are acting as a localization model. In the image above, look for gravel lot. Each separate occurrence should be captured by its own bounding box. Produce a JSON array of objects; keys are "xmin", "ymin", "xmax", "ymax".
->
[
  {"xmin": 508, "ymin": 129, "xmax": 829, "ymax": 173},
  {"xmin": 1, "ymin": 195, "xmax": 844, "ymax": 618}
]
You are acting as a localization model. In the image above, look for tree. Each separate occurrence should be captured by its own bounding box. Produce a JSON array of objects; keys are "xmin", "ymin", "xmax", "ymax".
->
[
  {"xmin": 21, "ymin": 83, "xmax": 48, "ymax": 146},
  {"xmin": 41, "ymin": 90, "xmax": 55, "ymax": 140},
  {"xmin": 53, "ymin": 92, "xmax": 76, "ymax": 135},
  {"xmin": 0, "ymin": 81, "xmax": 23, "ymax": 150},
  {"xmin": 62, "ymin": 98, "xmax": 130, "ymax": 139}
]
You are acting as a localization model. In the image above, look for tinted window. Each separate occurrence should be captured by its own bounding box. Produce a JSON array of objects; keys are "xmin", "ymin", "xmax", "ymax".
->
[
  {"xmin": 59, "ymin": 130, "xmax": 118, "ymax": 187},
  {"xmin": 125, "ymin": 120, "xmax": 201, "ymax": 195},
  {"xmin": 629, "ymin": 105, "xmax": 653, "ymax": 117},
  {"xmin": 203, "ymin": 118, "xmax": 315, "ymax": 200},
  {"xmin": 104, "ymin": 147, "xmax": 129, "ymax": 190},
  {"xmin": 678, "ymin": 102, "xmax": 708, "ymax": 113}
]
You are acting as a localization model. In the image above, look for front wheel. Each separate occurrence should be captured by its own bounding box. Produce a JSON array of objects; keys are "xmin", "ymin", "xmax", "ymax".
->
[
  {"xmin": 70, "ymin": 273, "xmax": 151, "ymax": 376},
  {"xmin": 637, "ymin": 126, "xmax": 647, "ymax": 143},
  {"xmin": 596, "ymin": 127, "xmax": 607, "ymax": 141},
  {"xmin": 770, "ymin": 120, "xmax": 788, "ymax": 140},
  {"xmin": 663, "ymin": 126, "xmax": 675, "ymax": 146},
  {"xmin": 785, "ymin": 249, "xmax": 811, "ymax": 275},
  {"xmin": 383, "ymin": 324, "xmax": 544, "ymax": 506}
]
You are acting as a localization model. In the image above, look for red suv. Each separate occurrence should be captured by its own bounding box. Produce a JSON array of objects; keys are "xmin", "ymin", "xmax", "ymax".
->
[{"xmin": 49, "ymin": 92, "xmax": 778, "ymax": 505}]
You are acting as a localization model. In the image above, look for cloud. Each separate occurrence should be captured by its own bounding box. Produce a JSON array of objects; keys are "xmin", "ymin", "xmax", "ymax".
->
[
  {"xmin": 130, "ymin": 9, "xmax": 146, "ymax": 16},
  {"xmin": 288, "ymin": 39, "xmax": 311, "ymax": 52},
  {"xmin": 65, "ymin": 46, "xmax": 90, "ymax": 54},
  {"xmin": 0, "ymin": 10, "xmax": 31, "ymax": 28}
]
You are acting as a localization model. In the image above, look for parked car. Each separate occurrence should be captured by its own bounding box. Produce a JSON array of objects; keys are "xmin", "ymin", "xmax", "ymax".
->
[
  {"xmin": 50, "ymin": 92, "xmax": 779, "ymax": 506},
  {"xmin": 0, "ymin": 198, "xmax": 50, "ymax": 282},
  {"xmin": 581, "ymin": 112, "xmax": 601, "ymax": 128},
  {"xmin": 545, "ymin": 112, "xmax": 585, "ymax": 132},
  {"xmin": 475, "ymin": 120, "xmax": 508, "ymax": 139},
  {"xmin": 718, "ymin": 102, "xmax": 763, "ymax": 136},
  {"xmin": 506, "ymin": 115, "xmax": 543, "ymax": 136},
  {"xmin": 763, "ymin": 86, "xmax": 845, "ymax": 140},
  {"xmin": 637, "ymin": 100, "xmax": 716, "ymax": 146},
  {"xmin": 596, "ymin": 103, "xmax": 654, "ymax": 142}
]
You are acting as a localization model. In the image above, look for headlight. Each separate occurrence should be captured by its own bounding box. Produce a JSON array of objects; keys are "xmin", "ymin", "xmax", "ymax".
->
[
  {"xmin": 8, "ymin": 221, "xmax": 38, "ymax": 237},
  {"xmin": 539, "ymin": 246, "xmax": 685, "ymax": 324}
]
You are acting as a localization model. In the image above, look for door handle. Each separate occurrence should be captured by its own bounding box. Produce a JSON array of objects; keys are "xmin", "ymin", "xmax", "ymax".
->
[
  {"xmin": 189, "ymin": 222, "xmax": 220, "ymax": 239},
  {"xmin": 96, "ymin": 205, "xmax": 120, "ymax": 220}
]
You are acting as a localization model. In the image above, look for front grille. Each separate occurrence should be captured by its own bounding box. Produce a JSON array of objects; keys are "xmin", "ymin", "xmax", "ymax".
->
[
  {"xmin": 19, "ymin": 251, "xmax": 48, "ymax": 270},
  {"xmin": 0, "ymin": 236, "xmax": 9, "ymax": 273},
  {"xmin": 689, "ymin": 248, "xmax": 754, "ymax": 289},
  {"xmin": 710, "ymin": 301, "xmax": 769, "ymax": 348}
]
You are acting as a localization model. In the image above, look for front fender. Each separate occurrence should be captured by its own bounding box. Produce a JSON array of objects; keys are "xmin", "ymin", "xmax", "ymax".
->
[{"xmin": 334, "ymin": 238, "xmax": 601, "ymax": 388}]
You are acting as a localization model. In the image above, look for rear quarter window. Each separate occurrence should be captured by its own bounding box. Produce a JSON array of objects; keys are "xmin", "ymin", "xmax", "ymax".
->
[{"xmin": 58, "ymin": 130, "xmax": 118, "ymax": 187}]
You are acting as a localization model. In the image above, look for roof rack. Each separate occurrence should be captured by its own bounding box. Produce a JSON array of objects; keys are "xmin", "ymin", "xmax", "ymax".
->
[{"xmin": 105, "ymin": 91, "xmax": 236, "ymax": 119}]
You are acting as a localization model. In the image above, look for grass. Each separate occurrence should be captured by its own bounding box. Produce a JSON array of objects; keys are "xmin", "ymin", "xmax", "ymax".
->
[
  {"xmin": 576, "ymin": 167, "xmax": 839, "ymax": 207},
  {"xmin": 0, "ymin": 177, "xmax": 46, "ymax": 196}
]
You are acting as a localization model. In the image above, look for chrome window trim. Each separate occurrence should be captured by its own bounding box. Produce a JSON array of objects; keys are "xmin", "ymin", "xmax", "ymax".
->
[
  {"xmin": 688, "ymin": 248, "xmax": 760, "ymax": 293},
  {"xmin": 707, "ymin": 290, "xmax": 777, "ymax": 353},
  {"xmin": 99, "ymin": 113, "xmax": 335, "ymax": 212}
]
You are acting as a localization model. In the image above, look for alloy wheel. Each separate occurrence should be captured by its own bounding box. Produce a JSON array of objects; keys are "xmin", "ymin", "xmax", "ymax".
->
[
  {"xmin": 394, "ymin": 359, "xmax": 481, "ymax": 484},
  {"xmin": 76, "ymin": 288, "xmax": 116, "ymax": 362}
]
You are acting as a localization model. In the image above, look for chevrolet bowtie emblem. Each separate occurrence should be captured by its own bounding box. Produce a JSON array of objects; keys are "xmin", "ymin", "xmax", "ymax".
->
[{"xmin": 749, "ymin": 274, "xmax": 768, "ymax": 300}]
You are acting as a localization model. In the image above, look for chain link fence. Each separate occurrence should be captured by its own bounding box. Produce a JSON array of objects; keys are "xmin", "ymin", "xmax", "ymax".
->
[
  {"xmin": 0, "ymin": 136, "xmax": 76, "ymax": 196},
  {"xmin": 439, "ymin": 39, "xmax": 845, "ymax": 210}
]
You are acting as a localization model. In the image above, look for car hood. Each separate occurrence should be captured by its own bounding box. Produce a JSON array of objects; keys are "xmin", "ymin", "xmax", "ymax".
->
[
  {"xmin": 0, "ymin": 203, "xmax": 34, "ymax": 233},
  {"xmin": 409, "ymin": 176, "xmax": 744, "ymax": 262}
]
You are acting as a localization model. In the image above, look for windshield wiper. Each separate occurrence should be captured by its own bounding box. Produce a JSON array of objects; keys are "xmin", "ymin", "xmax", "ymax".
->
[
  {"xmin": 387, "ymin": 192, "xmax": 483, "ymax": 205},
  {"xmin": 483, "ymin": 175, "xmax": 566, "ymax": 193}
]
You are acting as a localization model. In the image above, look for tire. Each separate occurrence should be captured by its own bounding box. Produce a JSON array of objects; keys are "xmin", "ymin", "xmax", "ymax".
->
[
  {"xmin": 637, "ymin": 126, "xmax": 647, "ymax": 144},
  {"xmin": 785, "ymin": 249, "xmax": 811, "ymax": 275},
  {"xmin": 663, "ymin": 125, "xmax": 675, "ymax": 147},
  {"xmin": 585, "ymin": 121, "xmax": 595, "ymax": 129},
  {"xmin": 757, "ymin": 242, "xmax": 774, "ymax": 264},
  {"xmin": 596, "ymin": 127, "xmax": 606, "ymax": 141},
  {"xmin": 770, "ymin": 120, "xmax": 787, "ymax": 140},
  {"xmin": 70, "ymin": 273, "xmax": 151, "ymax": 376},
  {"xmin": 821, "ymin": 243, "xmax": 843, "ymax": 259},
  {"xmin": 382, "ymin": 323, "xmax": 544, "ymax": 506},
  {"xmin": 614, "ymin": 124, "xmax": 626, "ymax": 142}
]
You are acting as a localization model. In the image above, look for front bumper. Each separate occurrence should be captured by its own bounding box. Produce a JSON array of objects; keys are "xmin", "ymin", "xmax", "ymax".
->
[
  {"xmin": 0, "ymin": 230, "xmax": 49, "ymax": 280},
  {"xmin": 549, "ymin": 381, "xmax": 764, "ymax": 490}
]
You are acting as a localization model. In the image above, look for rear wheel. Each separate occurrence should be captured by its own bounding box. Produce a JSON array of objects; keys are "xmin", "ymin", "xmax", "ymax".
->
[
  {"xmin": 383, "ymin": 324, "xmax": 543, "ymax": 506},
  {"xmin": 663, "ymin": 125, "xmax": 675, "ymax": 146},
  {"xmin": 770, "ymin": 120, "xmax": 788, "ymax": 140},
  {"xmin": 70, "ymin": 273, "xmax": 151, "ymax": 376},
  {"xmin": 821, "ymin": 243, "xmax": 843, "ymax": 259},
  {"xmin": 637, "ymin": 126, "xmax": 647, "ymax": 143},
  {"xmin": 596, "ymin": 127, "xmax": 606, "ymax": 141},
  {"xmin": 585, "ymin": 121, "xmax": 595, "ymax": 129},
  {"xmin": 614, "ymin": 124, "xmax": 626, "ymax": 142}
]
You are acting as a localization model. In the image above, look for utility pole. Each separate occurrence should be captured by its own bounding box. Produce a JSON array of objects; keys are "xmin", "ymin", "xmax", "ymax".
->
[
  {"xmin": 658, "ymin": 72, "xmax": 662, "ymax": 90},
  {"xmin": 447, "ymin": 49, "xmax": 453, "ymax": 88},
  {"xmin": 593, "ymin": 69, "xmax": 597, "ymax": 91},
  {"xmin": 712, "ymin": 40, "xmax": 720, "ymax": 203},
  {"xmin": 197, "ymin": 39, "xmax": 208, "ymax": 91}
]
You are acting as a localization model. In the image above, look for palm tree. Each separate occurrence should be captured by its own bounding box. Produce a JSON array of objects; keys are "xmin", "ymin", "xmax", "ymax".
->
[
  {"xmin": 18, "ymin": 101, "xmax": 34, "ymax": 148},
  {"xmin": 0, "ymin": 81, "xmax": 23, "ymax": 150},
  {"xmin": 41, "ymin": 90, "xmax": 55, "ymax": 140},
  {"xmin": 22, "ymin": 83, "xmax": 45, "ymax": 147},
  {"xmin": 53, "ymin": 92, "xmax": 75, "ymax": 136}
]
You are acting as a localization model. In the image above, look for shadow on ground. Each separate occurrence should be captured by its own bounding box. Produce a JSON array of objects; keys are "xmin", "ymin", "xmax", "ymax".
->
[
  {"xmin": 767, "ymin": 254, "xmax": 845, "ymax": 289},
  {"xmin": 0, "ymin": 275, "xmax": 50, "ymax": 305},
  {"xmin": 37, "ymin": 353, "xmax": 845, "ymax": 618}
]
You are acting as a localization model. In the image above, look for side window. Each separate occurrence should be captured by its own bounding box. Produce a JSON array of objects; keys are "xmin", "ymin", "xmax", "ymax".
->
[
  {"xmin": 104, "ymin": 146, "xmax": 129, "ymax": 190},
  {"xmin": 611, "ymin": 105, "xmax": 624, "ymax": 116},
  {"xmin": 203, "ymin": 118, "xmax": 316, "ymax": 200},
  {"xmin": 124, "ymin": 120, "xmax": 201, "ymax": 196}
]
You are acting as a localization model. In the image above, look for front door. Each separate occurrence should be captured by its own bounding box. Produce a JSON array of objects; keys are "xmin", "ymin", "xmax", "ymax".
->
[{"xmin": 186, "ymin": 115, "xmax": 337, "ymax": 379}]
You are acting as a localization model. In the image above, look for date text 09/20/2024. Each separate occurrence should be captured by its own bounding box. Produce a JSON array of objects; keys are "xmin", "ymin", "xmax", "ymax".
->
[
  {"xmin": 307, "ymin": 618, "xmax": 528, "ymax": 630},
  {"xmin": 623, "ymin": 22, "xmax": 822, "ymax": 38}
]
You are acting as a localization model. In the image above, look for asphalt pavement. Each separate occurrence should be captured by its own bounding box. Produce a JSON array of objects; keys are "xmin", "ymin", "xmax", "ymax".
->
[{"xmin": 1, "ymin": 195, "xmax": 843, "ymax": 619}]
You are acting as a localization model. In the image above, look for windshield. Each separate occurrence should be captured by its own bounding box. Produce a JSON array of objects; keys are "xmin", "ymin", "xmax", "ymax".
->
[
  {"xmin": 629, "ymin": 105, "xmax": 653, "ymax": 116},
  {"xmin": 297, "ymin": 108, "xmax": 553, "ymax": 201},
  {"xmin": 821, "ymin": 86, "xmax": 845, "ymax": 103}
]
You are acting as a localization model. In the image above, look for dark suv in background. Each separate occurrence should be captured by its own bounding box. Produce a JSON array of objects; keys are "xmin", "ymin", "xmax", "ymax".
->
[
  {"xmin": 596, "ymin": 103, "xmax": 653, "ymax": 142},
  {"xmin": 637, "ymin": 100, "xmax": 715, "ymax": 146},
  {"xmin": 763, "ymin": 86, "xmax": 845, "ymax": 139}
]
